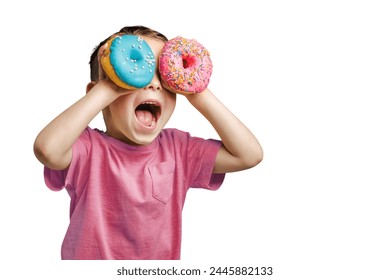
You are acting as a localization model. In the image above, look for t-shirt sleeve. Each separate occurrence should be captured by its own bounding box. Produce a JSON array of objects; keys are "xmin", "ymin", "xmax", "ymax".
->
[
  {"xmin": 185, "ymin": 135, "xmax": 225, "ymax": 191},
  {"xmin": 44, "ymin": 128, "xmax": 92, "ymax": 191}
]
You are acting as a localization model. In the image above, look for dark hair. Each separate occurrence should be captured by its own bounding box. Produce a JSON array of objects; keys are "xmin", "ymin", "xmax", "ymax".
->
[{"xmin": 89, "ymin": 25, "xmax": 168, "ymax": 81}]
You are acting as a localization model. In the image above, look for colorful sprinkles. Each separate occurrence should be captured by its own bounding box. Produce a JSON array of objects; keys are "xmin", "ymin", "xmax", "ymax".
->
[
  {"xmin": 109, "ymin": 35, "xmax": 156, "ymax": 88},
  {"xmin": 159, "ymin": 37, "xmax": 213, "ymax": 94}
]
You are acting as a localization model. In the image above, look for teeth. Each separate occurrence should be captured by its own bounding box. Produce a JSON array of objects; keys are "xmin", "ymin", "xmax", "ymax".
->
[{"xmin": 143, "ymin": 101, "xmax": 158, "ymax": 105}]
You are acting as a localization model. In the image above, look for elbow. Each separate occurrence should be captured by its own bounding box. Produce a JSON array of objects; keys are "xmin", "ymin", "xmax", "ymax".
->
[
  {"xmin": 33, "ymin": 137, "xmax": 50, "ymax": 166},
  {"xmin": 33, "ymin": 136, "xmax": 68, "ymax": 170},
  {"xmin": 241, "ymin": 146, "xmax": 263, "ymax": 170},
  {"xmin": 254, "ymin": 150, "xmax": 264, "ymax": 166},
  {"xmin": 249, "ymin": 148, "xmax": 264, "ymax": 168}
]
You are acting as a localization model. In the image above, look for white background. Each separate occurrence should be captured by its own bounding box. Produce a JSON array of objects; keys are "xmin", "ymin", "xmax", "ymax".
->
[{"xmin": 1, "ymin": 0, "xmax": 389, "ymax": 279}]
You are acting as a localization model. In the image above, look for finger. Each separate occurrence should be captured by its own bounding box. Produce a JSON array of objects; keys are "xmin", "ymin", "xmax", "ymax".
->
[
  {"xmin": 99, "ymin": 41, "xmax": 109, "ymax": 55},
  {"xmin": 98, "ymin": 43, "xmax": 108, "ymax": 80}
]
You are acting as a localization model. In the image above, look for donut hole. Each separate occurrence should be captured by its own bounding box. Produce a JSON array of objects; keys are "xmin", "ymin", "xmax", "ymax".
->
[
  {"xmin": 129, "ymin": 49, "xmax": 143, "ymax": 61},
  {"xmin": 182, "ymin": 54, "xmax": 196, "ymax": 69}
]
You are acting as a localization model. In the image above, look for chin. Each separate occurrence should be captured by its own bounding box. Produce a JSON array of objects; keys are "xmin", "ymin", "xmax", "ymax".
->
[
  {"xmin": 132, "ymin": 134, "xmax": 159, "ymax": 145},
  {"xmin": 128, "ymin": 127, "xmax": 163, "ymax": 146}
]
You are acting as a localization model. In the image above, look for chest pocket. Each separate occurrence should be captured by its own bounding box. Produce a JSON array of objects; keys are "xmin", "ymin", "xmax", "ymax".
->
[{"xmin": 148, "ymin": 160, "xmax": 176, "ymax": 204}]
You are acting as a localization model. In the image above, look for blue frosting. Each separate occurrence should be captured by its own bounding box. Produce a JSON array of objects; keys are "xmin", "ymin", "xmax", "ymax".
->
[{"xmin": 110, "ymin": 35, "xmax": 156, "ymax": 88}]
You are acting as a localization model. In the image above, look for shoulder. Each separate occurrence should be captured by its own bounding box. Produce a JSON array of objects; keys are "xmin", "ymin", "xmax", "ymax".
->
[
  {"xmin": 157, "ymin": 129, "xmax": 190, "ymax": 153},
  {"xmin": 159, "ymin": 128, "xmax": 206, "ymax": 148},
  {"xmin": 73, "ymin": 127, "xmax": 110, "ymax": 156},
  {"xmin": 159, "ymin": 128, "xmax": 221, "ymax": 153},
  {"xmin": 78, "ymin": 126, "xmax": 102, "ymax": 141},
  {"xmin": 160, "ymin": 128, "xmax": 190, "ymax": 140}
]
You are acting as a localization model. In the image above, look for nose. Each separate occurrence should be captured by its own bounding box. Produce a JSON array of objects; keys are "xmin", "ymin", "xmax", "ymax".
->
[{"xmin": 144, "ymin": 74, "xmax": 162, "ymax": 91}]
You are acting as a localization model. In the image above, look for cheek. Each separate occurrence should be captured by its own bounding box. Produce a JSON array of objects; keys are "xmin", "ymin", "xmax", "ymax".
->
[
  {"xmin": 165, "ymin": 93, "xmax": 176, "ymax": 115},
  {"xmin": 111, "ymin": 96, "xmax": 135, "ymax": 120},
  {"xmin": 161, "ymin": 79, "xmax": 169, "ymax": 90}
]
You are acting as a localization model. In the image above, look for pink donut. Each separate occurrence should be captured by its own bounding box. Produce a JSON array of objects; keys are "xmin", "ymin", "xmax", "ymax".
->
[{"xmin": 159, "ymin": 36, "xmax": 212, "ymax": 94}]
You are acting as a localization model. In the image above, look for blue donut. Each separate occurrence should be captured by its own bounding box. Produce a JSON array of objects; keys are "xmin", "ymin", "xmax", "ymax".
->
[{"xmin": 104, "ymin": 35, "xmax": 156, "ymax": 89}]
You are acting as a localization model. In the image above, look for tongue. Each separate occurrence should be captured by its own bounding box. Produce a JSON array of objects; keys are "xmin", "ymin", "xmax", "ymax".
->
[{"xmin": 135, "ymin": 110, "xmax": 155, "ymax": 127}]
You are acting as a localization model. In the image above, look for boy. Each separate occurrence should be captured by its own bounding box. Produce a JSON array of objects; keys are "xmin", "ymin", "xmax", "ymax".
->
[{"xmin": 34, "ymin": 25, "xmax": 263, "ymax": 259}]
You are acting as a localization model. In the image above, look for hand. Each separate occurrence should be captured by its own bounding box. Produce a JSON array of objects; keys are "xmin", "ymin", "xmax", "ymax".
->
[
  {"xmin": 185, "ymin": 88, "xmax": 263, "ymax": 173},
  {"xmin": 160, "ymin": 79, "xmax": 179, "ymax": 95}
]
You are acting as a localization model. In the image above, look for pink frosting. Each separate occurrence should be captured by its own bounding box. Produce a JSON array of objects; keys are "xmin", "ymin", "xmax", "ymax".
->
[{"xmin": 159, "ymin": 37, "xmax": 213, "ymax": 94}]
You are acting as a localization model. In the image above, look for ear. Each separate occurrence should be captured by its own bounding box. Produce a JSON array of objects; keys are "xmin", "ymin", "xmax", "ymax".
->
[{"xmin": 86, "ymin": 81, "xmax": 97, "ymax": 94}]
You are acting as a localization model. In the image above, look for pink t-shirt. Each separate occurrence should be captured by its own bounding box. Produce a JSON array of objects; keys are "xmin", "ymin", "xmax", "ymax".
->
[{"xmin": 44, "ymin": 127, "xmax": 225, "ymax": 260}]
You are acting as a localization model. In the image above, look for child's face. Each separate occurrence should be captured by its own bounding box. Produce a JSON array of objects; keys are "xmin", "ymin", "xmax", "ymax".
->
[{"xmin": 105, "ymin": 36, "xmax": 176, "ymax": 145}]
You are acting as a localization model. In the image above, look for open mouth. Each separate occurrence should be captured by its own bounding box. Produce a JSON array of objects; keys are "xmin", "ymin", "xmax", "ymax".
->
[{"xmin": 135, "ymin": 101, "xmax": 161, "ymax": 128}]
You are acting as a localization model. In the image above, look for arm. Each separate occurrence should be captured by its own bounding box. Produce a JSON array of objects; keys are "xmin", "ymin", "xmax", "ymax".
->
[
  {"xmin": 34, "ymin": 42, "xmax": 134, "ymax": 170},
  {"xmin": 33, "ymin": 81, "xmax": 121, "ymax": 170},
  {"xmin": 186, "ymin": 89, "xmax": 263, "ymax": 173}
]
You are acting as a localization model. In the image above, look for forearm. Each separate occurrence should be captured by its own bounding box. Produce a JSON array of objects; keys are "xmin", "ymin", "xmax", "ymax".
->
[
  {"xmin": 34, "ymin": 82, "xmax": 117, "ymax": 169},
  {"xmin": 187, "ymin": 89, "xmax": 263, "ymax": 173}
]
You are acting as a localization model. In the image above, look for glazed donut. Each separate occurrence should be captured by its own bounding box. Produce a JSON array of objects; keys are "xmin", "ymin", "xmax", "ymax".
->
[
  {"xmin": 159, "ymin": 36, "xmax": 212, "ymax": 94},
  {"xmin": 101, "ymin": 35, "xmax": 156, "ymax": 89}
]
